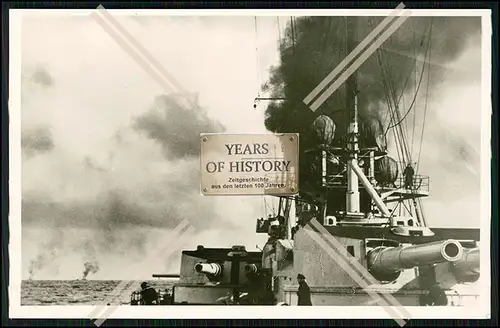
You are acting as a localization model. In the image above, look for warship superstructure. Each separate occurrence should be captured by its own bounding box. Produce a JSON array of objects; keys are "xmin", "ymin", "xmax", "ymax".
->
[{"xmin": 131, "ymin": 15, "xmax": 481, "ymax": 306}]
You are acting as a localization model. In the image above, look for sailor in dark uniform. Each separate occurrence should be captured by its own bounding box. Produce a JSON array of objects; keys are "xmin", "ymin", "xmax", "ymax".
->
[
  {"xmin": 140, "ymin": 282, "xmax": 158, "ymax": 305},
  {"xmin": 403, "ymin": 163, "xmax": 415, "ymax": 189},
  {"xmin": 296, "ymin": 274, "xmax": 312, "ymax": 306},
  {"xmin": 427, "ymin": 285, "xmax": 448, "ymax": 306}
]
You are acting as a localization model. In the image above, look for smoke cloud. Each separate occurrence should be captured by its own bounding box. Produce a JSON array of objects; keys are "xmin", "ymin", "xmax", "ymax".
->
[
  {"xmin": 22, "ymin": 93, "xmax": 232, "ymax": 231},
  {"xmin": 262, "ymin": 16, "xmax": 481, "ymax": 198},
  {"xmin": 21, "ymin": 125, "xmax": 55, "ymax": 156},
  {"xmin": 28, "ymin": 228, "xmax": 64, "ymax": 279},
  {"xmin": 19, "ymin": 16, "xmax": 281, "ymax": 280},
  {"xmin": 264, "ymin": 16, "xmax": 480, "ymax": 139},
  {"xmin": 28, "ymin": 66, "xmax": 54, "ymax": 88},
  {"xmin": 82, "ymin": 261, "xmax": 100, "ymax": 280},
  {"xmin": 22, "ymin": 67, "xmax": 263, "ymax": 278},
  {"xmin": 133, "ymin": 94, "xmax": 226, "ymax": 160}
]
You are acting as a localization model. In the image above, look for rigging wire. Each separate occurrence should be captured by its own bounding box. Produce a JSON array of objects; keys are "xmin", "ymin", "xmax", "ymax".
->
[
  {"xmin": 374, "ymin": 19, "xmax": 434, "ymax": 225},
  {"xmin": 400, "ymin": 21, "xmax": 432, "ymax": 168},
  {"xmin": 385, "ymin": 51, "xmax": 415, "ymax": 165},
  {"xmin": 264, "ymin": 197, "xmax": 268, "ymax": 216},
  {"xmin": 411, "ymin": 20, "xmax": 418, "ymax": 159},
  {"xmin": 381, "ymin": 52, "xmax": 418, "ymax": 133},
  {"xmin": 411, "ymin": 19, "xmax": 433, "ymax": 227},
  {"xmin": 416, "ymin": 19, "xmax": 434, "ymax": 174},
  {"xmin": 263, "ymin": 197, "xmax": 276, "ymax": 217},
  {"xmin": 381, "ymin": 53, "xmax": 419, "ymax": 134},
  {"xmin": 402, "ymin": 85, "xmax": 408, "ymax": 141},
  {"xmin": 384, "ymin": 22, "xmax": 433, "ymax": 133},
  {"xmin": 373, "ymin": 42, "xmax": 406, "ymax": 165},
  {"xmin": 375, "ymin": 32, "xmax": 421, "ymax": 224},
  {"xmin": 384, "ymin": 33, "xmax": 431, "ymax": 132},
  {"xmin": 386, "ymin": 67, "xmax": 412, "ymax": 164},
  {"xmin": 371, "ymin": 49, "xmax": 401, "ymax": 162},
  {"xmin": 368, "ymin": 16, "xmax": 412, "ymax": 165}
]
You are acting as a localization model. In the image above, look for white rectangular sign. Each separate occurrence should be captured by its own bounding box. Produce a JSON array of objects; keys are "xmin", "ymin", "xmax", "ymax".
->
[{"xmin": 200, "ymin": 133, "xmax": 299, "ymax": 196}]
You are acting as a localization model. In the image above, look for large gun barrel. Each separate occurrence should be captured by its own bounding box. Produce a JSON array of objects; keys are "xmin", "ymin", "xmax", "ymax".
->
[
  {"xmin": 244, "ymin": 264, "xmax": 260, "ymax": 274},
  {"xmin": 194, "ymin": 262, "xmax": 222, "ymax": 276},
  {"xmin": 368, "ymin": 239, "xmax": 463, "ymax": 282},
  {"xmin": 452, "ymin": 247, "xmax": 480, "ymax": 283},
  {"xmin": 152, "ymin": 273, "xmax": 180, "ymax": 279}
]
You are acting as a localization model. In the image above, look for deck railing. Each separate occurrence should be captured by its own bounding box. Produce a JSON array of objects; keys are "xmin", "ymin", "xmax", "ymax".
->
[{"xmin": 324, "ymin": 170, "xmax": 430, "ymax": 194}]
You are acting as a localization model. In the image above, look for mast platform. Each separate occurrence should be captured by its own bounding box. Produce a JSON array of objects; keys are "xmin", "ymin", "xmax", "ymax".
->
[
  {"xmin": 324, "ymin": 174, "xmax": 430, "ymax": 200},
  {"xmin": 375, "ymin": 175, "xmax": 430, "ymax": 201}
]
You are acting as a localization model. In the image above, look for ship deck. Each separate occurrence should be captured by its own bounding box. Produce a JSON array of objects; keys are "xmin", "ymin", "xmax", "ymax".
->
[{"xmin": 324, "ymin": 225, "xmax": 480, "ymax": 243}]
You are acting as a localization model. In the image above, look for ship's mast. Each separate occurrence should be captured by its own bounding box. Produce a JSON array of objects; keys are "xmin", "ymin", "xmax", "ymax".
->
[{"xmin": 345, "ymin": 16, "xmax": 360, "ymax": 213}]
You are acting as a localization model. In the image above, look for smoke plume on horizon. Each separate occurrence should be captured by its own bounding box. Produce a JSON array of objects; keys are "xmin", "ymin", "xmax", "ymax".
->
[{"xmin": 22, "ymin": 67, "xmax": 265, "ymax": 280}]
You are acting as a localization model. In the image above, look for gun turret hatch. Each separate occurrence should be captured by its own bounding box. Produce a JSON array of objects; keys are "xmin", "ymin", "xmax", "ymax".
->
[
  {"xmin": 391, "ymin": 226, "xmax": 435, "ymax": 237},
  {"xmin": 228, "ymin": 245, "xmax": 248, "ymax": 257}
]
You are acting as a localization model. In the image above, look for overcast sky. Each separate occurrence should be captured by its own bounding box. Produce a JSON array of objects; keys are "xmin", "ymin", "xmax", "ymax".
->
[{"xmin": 18, "ymin": 12, "xmax": 484, "ymax": 280}]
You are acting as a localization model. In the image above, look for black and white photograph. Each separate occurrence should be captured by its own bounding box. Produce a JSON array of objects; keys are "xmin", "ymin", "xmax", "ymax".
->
[{"xmin": 9, "ymin": 7, "xmax": 491, "ymax": 321}]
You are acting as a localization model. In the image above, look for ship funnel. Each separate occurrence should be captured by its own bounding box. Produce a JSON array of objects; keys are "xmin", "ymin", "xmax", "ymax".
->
[
  {"xmin": 367, "ymin": 239, "xmax": 464, "ymax": 282},
  {"xmin": 194, "ymin": 262, "xmax": 222, "ymax": 276}
]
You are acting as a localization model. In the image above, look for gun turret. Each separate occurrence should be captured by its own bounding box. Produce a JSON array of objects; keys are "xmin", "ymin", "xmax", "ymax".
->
[
  {"xmin": 194, "ymin": 262, "xmax": 222, "ymax": 277},
  {"xmin": 451, "ymin": 247, "xmax": 480, "ymax": 283},
  {"xmin": 367, "ymin": 239, "xmax": 463, "ymax": 282}
]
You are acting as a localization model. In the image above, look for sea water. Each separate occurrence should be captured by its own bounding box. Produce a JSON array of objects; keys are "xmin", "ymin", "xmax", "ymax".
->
[{"xmin": 21, "ymin": 280, "xmax": 174, "ymax": 305}]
